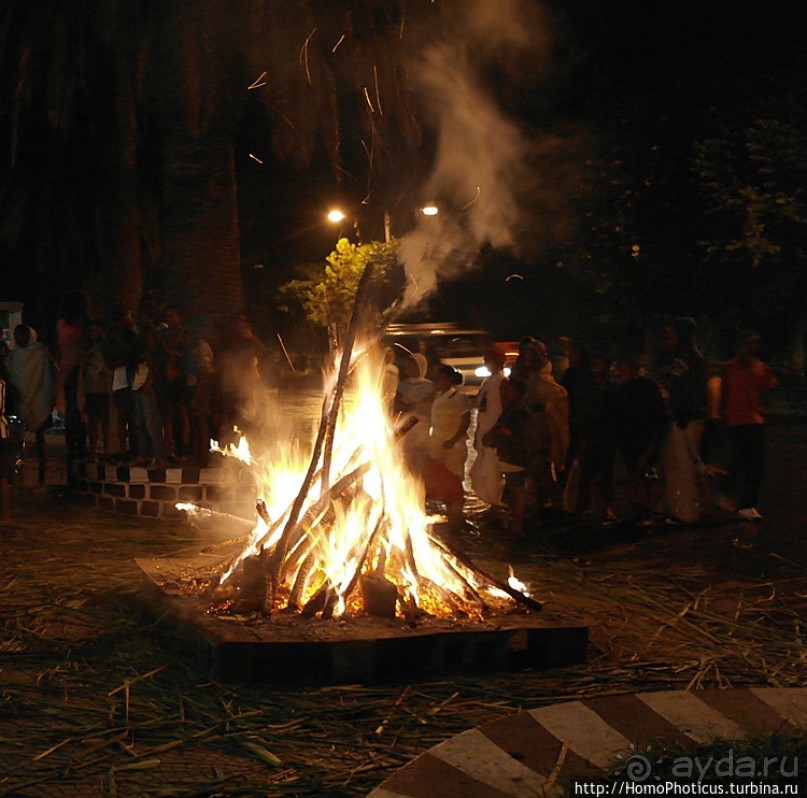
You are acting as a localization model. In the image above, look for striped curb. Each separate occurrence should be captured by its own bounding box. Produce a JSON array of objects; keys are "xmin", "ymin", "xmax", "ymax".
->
[{"xmin": 367, "ymin": 688, "xmax": 807, "ymax": 797}]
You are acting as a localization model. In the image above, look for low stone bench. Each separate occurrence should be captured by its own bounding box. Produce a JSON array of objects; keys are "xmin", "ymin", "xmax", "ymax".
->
[{"xmin": 75, "ymin": 461, "xmax": 248, "ymax": 519}]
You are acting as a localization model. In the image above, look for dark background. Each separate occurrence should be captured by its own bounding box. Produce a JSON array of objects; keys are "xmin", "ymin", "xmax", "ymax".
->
[{"xmin": 1, "ymin": 0, "xmax": 804, "ymax": 368}]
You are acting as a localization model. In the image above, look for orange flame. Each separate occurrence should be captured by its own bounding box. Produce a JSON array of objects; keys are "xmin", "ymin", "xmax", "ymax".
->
[{"xmin": 208, "ymin": 346, "xmax": 525, "ymax": 619}]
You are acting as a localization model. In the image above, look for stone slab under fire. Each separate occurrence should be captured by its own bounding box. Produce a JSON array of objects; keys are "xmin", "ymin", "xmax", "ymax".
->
[{"xmin": 136, "ymin": 555, "xmax": 589, "ymax": 684}]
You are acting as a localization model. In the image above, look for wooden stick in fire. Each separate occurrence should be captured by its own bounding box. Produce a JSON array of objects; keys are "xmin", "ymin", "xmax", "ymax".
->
[
  {"xmin": 265, "ymin": 263, "xmax": 375, "ymax": 613},
  {"xmin": 320, "ymin": 263, "xmax": 375, "ymax": 494},
  {"xmin": 428, "ymin": 534, "xmax": 544, "ymax": 612},
  {"xmin": 279, "ymin": 417, "xmax": 422, "ymax": 613}
]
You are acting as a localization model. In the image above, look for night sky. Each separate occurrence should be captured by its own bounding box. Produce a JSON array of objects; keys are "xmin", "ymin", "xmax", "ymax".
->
[{"xmin": 1, "ymin": 0, "xmax": 804, "ymax": 360}]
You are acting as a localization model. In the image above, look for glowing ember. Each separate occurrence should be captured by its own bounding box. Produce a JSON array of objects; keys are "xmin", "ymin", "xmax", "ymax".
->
[{"xmin": 177, "ymin": 344, "xmax": 538, "ymax": 622}]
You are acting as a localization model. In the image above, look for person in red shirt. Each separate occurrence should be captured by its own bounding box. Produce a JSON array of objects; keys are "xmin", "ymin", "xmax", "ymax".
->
[{"xmin": 721, "ymin": 331, "xmax": 778, "ymax": 521}]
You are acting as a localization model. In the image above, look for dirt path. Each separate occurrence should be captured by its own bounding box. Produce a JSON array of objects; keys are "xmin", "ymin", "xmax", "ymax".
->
[{"xmin": 1, "ymin": 425, "xmax": 805, "ymax": 797}]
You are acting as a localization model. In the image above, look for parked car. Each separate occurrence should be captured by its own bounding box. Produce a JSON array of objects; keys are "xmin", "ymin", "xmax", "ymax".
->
[{"xmin": 383, "ymin": 323, "xmax": 495, "ymax": 394}]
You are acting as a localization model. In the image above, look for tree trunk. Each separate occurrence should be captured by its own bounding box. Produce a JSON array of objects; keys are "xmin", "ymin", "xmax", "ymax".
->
[
  {"xmin": 156, "ymin": 0, "xmax": 244, "ymax": 336},
  {"xmin": 98, "ymin": 55, "xmax": 142, "ymax": 314},
  {"xmin": 161, "ymin": 129, "xmax": 243, "ymax": 333}
]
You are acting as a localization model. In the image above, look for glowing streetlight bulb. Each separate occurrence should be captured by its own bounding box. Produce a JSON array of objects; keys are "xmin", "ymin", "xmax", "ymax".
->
[
  {"xmin": 327, "ymin": 209, "xmax": 347, "ymax": 223},
  {"xmin": 421, "ymin": 204, "xmax": 439, "ymax": 216}
]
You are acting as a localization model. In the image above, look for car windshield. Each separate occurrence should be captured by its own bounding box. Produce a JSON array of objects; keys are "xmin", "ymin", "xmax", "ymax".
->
[
  {"xmin": 385, "ymin": 329, "xmax": 493, "ymax": 357},
  {"xmin": 435, "ymin": 333, "xmax": 493, "ymax": 357}
]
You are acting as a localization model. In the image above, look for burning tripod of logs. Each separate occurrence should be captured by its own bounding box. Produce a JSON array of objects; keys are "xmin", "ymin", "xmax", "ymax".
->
[{"xmin": 200, "ymin": 265, "xmax": 541, "ymax": 622}]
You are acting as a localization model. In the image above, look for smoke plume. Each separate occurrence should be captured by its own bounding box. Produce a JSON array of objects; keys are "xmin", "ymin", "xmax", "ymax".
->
[{"xmin": 398, "ymin": 0, "xmax": 551, "ymax": 307}]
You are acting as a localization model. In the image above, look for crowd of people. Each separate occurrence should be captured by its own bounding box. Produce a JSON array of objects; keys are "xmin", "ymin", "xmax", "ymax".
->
[
  {"xmin": 388, "ymin": 317, "xmax": 778, "ymax": 539},
  {"xmin": 0, "ymin": 302, "xmax": 779, "ymax": 534},
  {"xmin": 0, "ymin": 291, "xmax": 275, "ymax": 518}
]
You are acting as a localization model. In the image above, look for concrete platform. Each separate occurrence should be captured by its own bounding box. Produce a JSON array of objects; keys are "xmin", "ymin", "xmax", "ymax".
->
[
  {"xmin": 137, "ymin": 555, "xmax": 589, "ymax": 684},
  {"xmin": 368, "ymin": 688, "xmax": 807, "ymax": 796}
]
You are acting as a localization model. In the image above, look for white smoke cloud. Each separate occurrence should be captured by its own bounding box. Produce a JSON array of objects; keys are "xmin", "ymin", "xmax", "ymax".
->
[{"xmin": 398, "ymin": 0, "xmax": 550, "ymax": 308}]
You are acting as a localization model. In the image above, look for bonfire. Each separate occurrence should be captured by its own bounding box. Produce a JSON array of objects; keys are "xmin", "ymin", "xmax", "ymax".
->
[{"xmin": 179, "ymin": 267, "xmax": 540, "ymax": 623}]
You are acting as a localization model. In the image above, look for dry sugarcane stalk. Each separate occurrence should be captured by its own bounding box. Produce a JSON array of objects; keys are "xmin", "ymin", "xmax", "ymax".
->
[
  {"xmin": 340, "ymin": 513, "xmax": 387, "ymax": 609},
  {"xmin": 265, "ymin": 388, "xmax": 417, "ymax": 613},
  {"xmin": 321, "ymin": 263, "xmax": 375, "ymax": 495},
  {"xmin": 288, "ymin": 554, "xmax": 315, "ymax": 611},
  {"xmin": 201, "ymin": 533, "xmax": 251, "ymax": 554},
  {"xmin": 276, "ymin": 460, "xmax": 374, "ymax": 584},
  {"xmin": 256, "ymin": 499, "xmax": 271, "ymax": 527},
  {"xmin": 262, "ymin": 396, "xmax": 374, "ymax": 611},
  {"xmin": 264, "ymin": 391, "xmax": 332, "ymax": 611},
  {"xmin": 428, "ymin": 533, "xmax": 543, "ymax": 612}
]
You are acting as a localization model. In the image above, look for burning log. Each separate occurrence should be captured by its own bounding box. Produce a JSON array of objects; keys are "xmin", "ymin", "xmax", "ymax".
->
[
  {"xmin": 276, "ymin": 461, "xmax": 372, "ymax": 582},
  {"xmin": 252, "ymin": 419, "xmax": 418, "ymax": 593},
  {"xmin": 300, "ymin": 581, "xmax": 336, "ymax": 618},
  {"xmin": 360, "ymin": 573, "xmax": 398, "ymax": 619},
  {"xmin": 398, "ymin": 588, "xmax": 418, "ymax": 627},
  {"xmin": 269, "ymin": 419, "xmax": 419, "ymax": 598},
  {"xmin": 255, "ymin": 499, "xmax": 272, "ymax": 527},
  {"xmin": 237, "ymin": 553, "xmax": 267, "ymax": 610}
]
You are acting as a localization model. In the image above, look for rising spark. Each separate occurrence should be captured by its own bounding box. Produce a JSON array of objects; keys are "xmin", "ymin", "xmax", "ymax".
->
[
  {"xmin": 247, "ymin": 71, "xmax": 267, "ymax": 90},
  {"xmin": 461, "ymin": 185, "xmax": 481, "ymax": 210},
  {"xmin": 332, "ymin": 34, "xmax": 345, "ymax": 53},
  {"xmin": 300, "ymin": 27, "xmax": 317, "ymax": 86},
  {"xmin": 363, "ymin": 86, "xmax": 376, "ymax": 114},
  {"xmin": 249, "ymin": 153, "xmax": 264, "ymax": 164},
  {"xmin": 373, "ymin": 65, "xmax": 383, "ymax": 116}
]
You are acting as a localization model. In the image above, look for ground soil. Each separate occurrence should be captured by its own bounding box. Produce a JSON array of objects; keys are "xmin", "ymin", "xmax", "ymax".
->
[{"xmin": 1, "ymin": 421, "xmax": 805, "ymax": 796}]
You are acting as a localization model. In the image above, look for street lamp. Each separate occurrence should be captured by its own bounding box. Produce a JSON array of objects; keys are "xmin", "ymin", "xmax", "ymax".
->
[
  {"xmin": 326, "ymin": 207, "xmax": 363, "ymax": 241},
  {"xmin": 325, "ymin": 204, "xmax": 438, "ymax": 243},
  {"xmin": 326, "ymin": 207, "xmax": 395, "ymax": 244}
]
